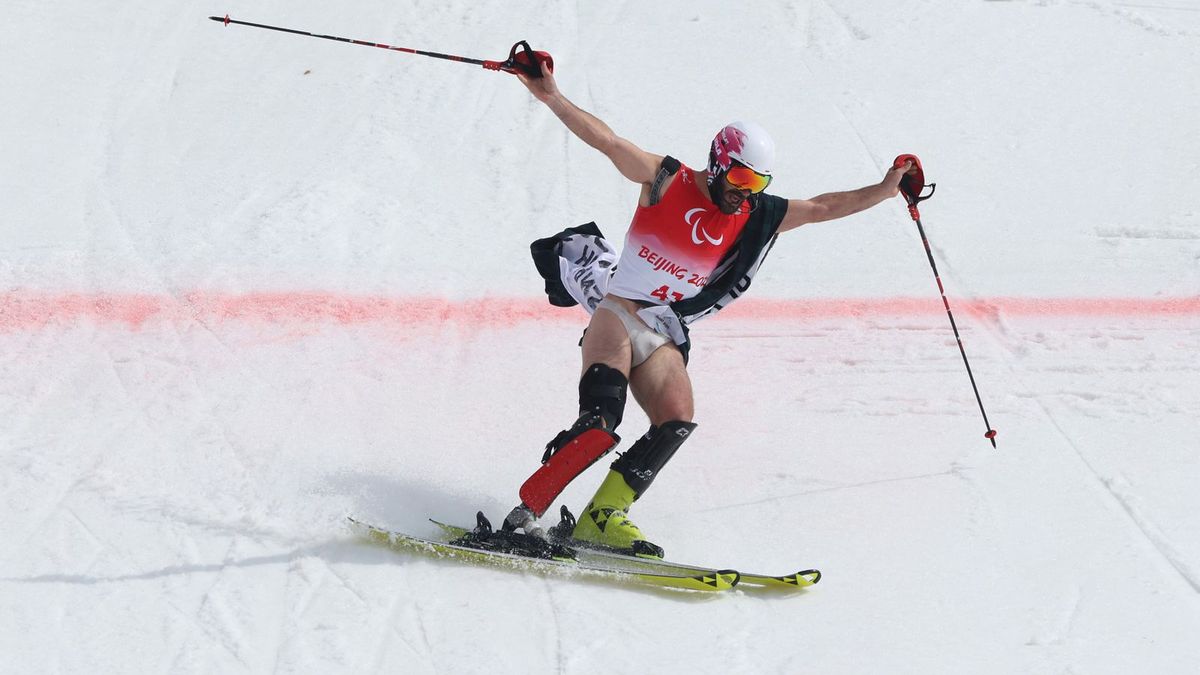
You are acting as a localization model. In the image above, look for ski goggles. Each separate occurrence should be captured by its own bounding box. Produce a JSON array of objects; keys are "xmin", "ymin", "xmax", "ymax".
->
[{"xmin": 725, "ymin": 165, "xmax": 772, "ymax": 194}]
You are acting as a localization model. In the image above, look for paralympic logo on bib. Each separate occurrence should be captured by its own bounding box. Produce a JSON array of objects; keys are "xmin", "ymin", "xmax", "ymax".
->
[{"xmin": 685, "ymin": 208, "xmax": 723, "ymax": 246}]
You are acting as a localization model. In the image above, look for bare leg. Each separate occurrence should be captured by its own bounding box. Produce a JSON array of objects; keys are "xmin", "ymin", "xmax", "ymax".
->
[
  {"xmin": 629, "ymin": 343, "xmax": 694, "ymax": 425},
  {"xmin": 581, "ymin": 307, "xmax": 634, "ymax": 377}
]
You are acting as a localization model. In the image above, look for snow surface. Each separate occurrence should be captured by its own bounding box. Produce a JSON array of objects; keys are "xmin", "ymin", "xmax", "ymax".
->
[{"xmin": 3, "ymin": 1, "xmax": 1199, "ymax": 673}]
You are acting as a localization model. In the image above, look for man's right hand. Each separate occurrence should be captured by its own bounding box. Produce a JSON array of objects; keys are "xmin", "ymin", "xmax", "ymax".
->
[{"xmin": 516, "ymin": 60, "xmax": 559, "ymax": 103}]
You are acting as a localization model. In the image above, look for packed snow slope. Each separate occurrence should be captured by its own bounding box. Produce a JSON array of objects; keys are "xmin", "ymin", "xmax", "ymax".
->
[{"xmin": 3, "ymin": 1, "xmax": 1199, "ymax": 673}]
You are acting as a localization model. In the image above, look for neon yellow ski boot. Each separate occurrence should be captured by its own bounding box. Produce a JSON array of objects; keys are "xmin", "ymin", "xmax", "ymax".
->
[{"xmin": 571, "ymin": 470, "xmax": 664, "ymax": 558}]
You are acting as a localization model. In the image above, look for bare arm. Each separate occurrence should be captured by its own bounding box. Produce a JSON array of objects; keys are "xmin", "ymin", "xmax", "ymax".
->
[
  {"xmin": 517, "ymin": 61, "xmax": 661, "ymax": 185},
  {"xmin": 778, "ymin": 161, "xmax": 912, "ymax": 233}
]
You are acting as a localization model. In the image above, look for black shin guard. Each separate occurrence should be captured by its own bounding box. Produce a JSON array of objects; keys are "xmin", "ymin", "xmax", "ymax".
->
[
  {"xmin": 578, "ymin": 363, "xmax": 629, "ymax": 431},
  {"xmin": 611, "ymin": 421, "xmax": 698, "ymax": 497},
  {"xmin": 543, "ymin": 364, "xmax": 628, "ymax": 462}
]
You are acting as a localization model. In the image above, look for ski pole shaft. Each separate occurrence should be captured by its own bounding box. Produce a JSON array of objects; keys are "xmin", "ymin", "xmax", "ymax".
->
[
  {"xmin": 207, "ymin": 15, "xmax": 546, "ymax": 76},
  {"xmin": 893, "ymin": 155, "xmax": 998, "ymax": 448},
  {"xmin": 911, "ymin": 208, "xmax": 998, "ymax": 448}
]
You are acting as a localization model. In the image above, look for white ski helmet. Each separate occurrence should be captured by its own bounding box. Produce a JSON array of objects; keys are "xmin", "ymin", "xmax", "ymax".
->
[{"xmin": 708, "ymin": 120, "xmax": 776, "ymax": 178}]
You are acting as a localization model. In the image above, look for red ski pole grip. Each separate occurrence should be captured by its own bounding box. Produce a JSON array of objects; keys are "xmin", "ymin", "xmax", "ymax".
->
[
  {"xmin": 510, "ymin": 50, "xmax": 553, "ymax": 77},
  {"xmin": 504, "ymin": 41, "xmax": 553, "ymax": 78},
  {"xmin": 893, "ymin": 153, "xmax": 926, "ymax": 203}
]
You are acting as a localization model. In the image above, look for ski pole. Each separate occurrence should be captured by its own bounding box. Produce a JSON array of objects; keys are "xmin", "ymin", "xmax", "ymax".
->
[
  {"xmin": 207, "ymin": 15, "xmax": 553, "ymax": 78},
  {"xmin": 894, "ymin": 154, "xmax": 998, "ymax": 448}
]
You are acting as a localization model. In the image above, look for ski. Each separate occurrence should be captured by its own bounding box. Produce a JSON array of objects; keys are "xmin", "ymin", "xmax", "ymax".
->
[
  {"xmin": 348, "ymin": 517, "xmax": 739, "ymax": 592},
  {"xmin": 430, "ymin": 513, "xmax": 821, "ymax": 590}
]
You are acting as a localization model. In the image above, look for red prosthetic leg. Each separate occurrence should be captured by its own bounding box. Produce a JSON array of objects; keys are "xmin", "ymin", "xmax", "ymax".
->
[
  {"xmin": 503, "ymin": 420, "xmax": 620, "ymax": 535},
  {"xmin": 519, "ymin": 427, "xmax": 618, "ymax": 517},
  {"xmin": 505, "ymin": 364, "xmax": 627, "ymax": 534}
]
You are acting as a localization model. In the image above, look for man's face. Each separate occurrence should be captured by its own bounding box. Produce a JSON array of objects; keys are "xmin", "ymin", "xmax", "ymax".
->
[{"xmin": 716, "ymin": 177, "xmax": 750, "ymax": 215}]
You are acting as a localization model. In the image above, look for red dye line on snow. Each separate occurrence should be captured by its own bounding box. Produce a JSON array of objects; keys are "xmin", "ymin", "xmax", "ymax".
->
[
  {"xmin": 715, "ymin": 296, "xmax": 1200, "ymax": 320},
  {"xmin": 1, "ymin": 291, "xmax": 1198, "ymax": 332},
  {"xmin": 0, "ymin": 292, "xmax": 558, "ymax": 331}
]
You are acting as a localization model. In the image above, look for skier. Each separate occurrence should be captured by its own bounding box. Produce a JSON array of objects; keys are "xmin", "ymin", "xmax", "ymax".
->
[{"xmin": 505, "ymin": 59, "xmax": 915, "ymax": 558}]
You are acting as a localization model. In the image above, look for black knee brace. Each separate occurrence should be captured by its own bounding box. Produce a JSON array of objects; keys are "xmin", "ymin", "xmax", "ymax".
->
[
  {"xmin": 579, "ymin": 363, "xmax": 629, "ymax": 431},
  {"xmin": 611, "ymin": 420, "xmax": 698, "ymax": 497}
]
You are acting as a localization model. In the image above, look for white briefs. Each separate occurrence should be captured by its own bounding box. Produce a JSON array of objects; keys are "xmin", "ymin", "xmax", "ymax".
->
[{"xmin": 595, "ymin": 297, "xmax": 670, "ymax": 367}]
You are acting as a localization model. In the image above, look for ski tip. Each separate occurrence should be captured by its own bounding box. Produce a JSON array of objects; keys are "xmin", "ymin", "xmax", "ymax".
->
[
  {"xmin": 781, "ymin": 569, "xmax": 821, "ymax": 587},
  {"xmin": 741, "ymin": 569, "xmax": 822, "ymax": 589}
]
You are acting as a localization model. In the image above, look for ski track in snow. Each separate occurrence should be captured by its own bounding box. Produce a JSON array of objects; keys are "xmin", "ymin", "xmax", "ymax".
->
[
  {"xmin": 980, "ymin": 306, "xmax": 1200, "ymax": 595},
  {"xmin": 1036, "ymin": 392, "xmax": 1200, "ymax": 593}
]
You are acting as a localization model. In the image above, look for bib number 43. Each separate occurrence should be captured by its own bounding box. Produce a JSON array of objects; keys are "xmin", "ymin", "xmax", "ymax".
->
[{"xmin": 651, "ymin": 285, "xmax": 685, "ymax": 303}]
